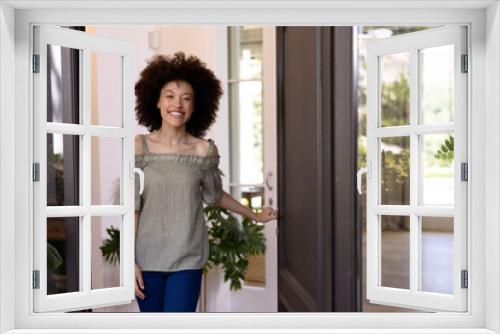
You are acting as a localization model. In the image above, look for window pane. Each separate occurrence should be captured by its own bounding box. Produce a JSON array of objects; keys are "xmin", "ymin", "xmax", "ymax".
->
[
  {"xmin": 381, "ymin": 215, "xmax": 410, "ymax": 289},
  {"xmin": 421, "ymin": 217, "xmax": 453, "ymax": 294},
  {"xmin": 228, "ymin": 27, "xmax": 263, "ymax": 80},
  {"xmin": 420, "ymin": 45, "xmax": 454, "ymax": 124},
  {"xmin": 421, "ymin": 133, "xmax": 454, "ymax": 206},
  {"xmin": 47, "ymin": 217, "xmax": 80, "ymax": 295},
  {"xmin": 91, "ymin": 136, "xmax": 122, "ymax": 205},
  {"xmin": 47, "ymin": 45, "xmax": 80, "ymax": 124},
  {"xmin": 229, "ymin": 82, "xmax": 263, "ymax": 185},
  {"xmin": 380, "ymin": 52, "xmax": 410, "ymax": 127},
  {"xmin": 380, "ymin": 136, "xmax": 410, "ymax": 205},
  {"xmin": 47, "ymin": 133, "xmax": 80, "ymax": 206},
  {"xmin": 91, "ymin": 216, "xmax": 122, "ymax": 290},
  {"xmin": 91, "ymin": 52, "xmax": 123, "ymax": 127}
]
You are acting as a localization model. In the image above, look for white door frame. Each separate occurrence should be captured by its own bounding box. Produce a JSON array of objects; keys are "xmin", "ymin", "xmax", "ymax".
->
[{"xmin": 229, "ymin": 26, "xmax": 278, "ymax": 312}]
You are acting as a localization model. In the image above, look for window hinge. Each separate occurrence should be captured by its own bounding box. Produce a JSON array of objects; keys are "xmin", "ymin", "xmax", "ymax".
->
[
  {"xmin": 461, "ymin": 269, "xmax": 468, "ymax": 289},
  {"xmin": 33, "ymin": 270, "xmax": 40, "ymax": 289},
  {"xmin": 461, "ymin": 162, "xmax": 468, "ymax": 182},
  {"xmin": 32, "ymin": 163, "xmax": 40, "ymax": 182},
  {"xmin": 32, "ymin": 54, "xmax": 40, "ymax": 73},
  {"xmin": 461, "ymin": 54, "xmax": 468, "ymax": 73}
]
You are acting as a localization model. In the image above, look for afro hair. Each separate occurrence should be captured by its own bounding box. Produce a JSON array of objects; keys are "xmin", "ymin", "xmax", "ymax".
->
[{"xmin": 135, "ymin": 52, "xmax": 223, "ymax": 138}]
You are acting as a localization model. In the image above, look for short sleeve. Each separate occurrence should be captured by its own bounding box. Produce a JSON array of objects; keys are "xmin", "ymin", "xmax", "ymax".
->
[{"xmin": 201, "ymin": 142, "xmax": 224, "ymax": 205}]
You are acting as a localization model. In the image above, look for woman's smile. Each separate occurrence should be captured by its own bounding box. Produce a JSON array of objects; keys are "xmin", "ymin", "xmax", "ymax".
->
[{"xmin": 167, "ymin": 110, "xmax": 186, "ymax": 118}]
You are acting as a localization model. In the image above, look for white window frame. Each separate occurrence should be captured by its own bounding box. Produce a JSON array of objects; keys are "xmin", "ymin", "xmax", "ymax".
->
[
  {"xmin": 366, "ymin": 26, "xmax": 468, "ymax": 312},
  {"xmin": 0, "ymin": 1, "xmax": 498, "ymax": 333},
  {"xmin": 32, "ymin": 25, "xmax": 136, "ymax": 312}
]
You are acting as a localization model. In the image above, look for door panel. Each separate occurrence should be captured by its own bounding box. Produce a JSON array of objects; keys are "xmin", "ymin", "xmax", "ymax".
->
[
  {"xmin": 277, "ymin": 26, "xmax": 358, "ymax": 312},
  {"xmin": 277, "ymin": 26, "xmax": 335, "ymax": 312}
]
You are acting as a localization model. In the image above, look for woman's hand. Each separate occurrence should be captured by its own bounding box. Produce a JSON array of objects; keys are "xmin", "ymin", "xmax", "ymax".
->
[
  {"xmin": 217, "ymin": 191, "xmax": 278, "ymax": 223},
  {"xmin": 253, "ymin": 207, "xmax": 279, "ymax": 223},
  {"xmin": 135, "ymin": 263, "xmax": 145, "ymax": 300}
]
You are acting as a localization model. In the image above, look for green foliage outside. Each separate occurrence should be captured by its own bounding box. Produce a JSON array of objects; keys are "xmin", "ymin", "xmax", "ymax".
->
[
  {"xmin": 380, "ymin": 74, "xmax": 410, "ymax": 127},
  {"xmin": 434, "ymin": 135, "xmax": 454, "ymax": 164}
]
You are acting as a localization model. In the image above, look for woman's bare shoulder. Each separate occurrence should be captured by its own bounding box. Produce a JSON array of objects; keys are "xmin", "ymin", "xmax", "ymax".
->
[
  {"xmin": 190, "ymin": 136, "xmax": 211, "ymax": 157},
  {"xmin": 135, "ymin": 134, "xmax": 144, "ymax": 155}
]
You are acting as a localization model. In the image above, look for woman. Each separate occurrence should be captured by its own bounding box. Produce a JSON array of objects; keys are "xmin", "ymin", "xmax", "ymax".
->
[{"xmin": 134, "ymin": 52, "xmax": 278, "ymax": 312}]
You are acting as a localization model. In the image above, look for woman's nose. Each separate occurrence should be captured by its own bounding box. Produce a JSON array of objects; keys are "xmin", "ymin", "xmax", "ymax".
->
[{"xmin": 173, "ymin": 97, "xmax": 182, "ymax": 107}]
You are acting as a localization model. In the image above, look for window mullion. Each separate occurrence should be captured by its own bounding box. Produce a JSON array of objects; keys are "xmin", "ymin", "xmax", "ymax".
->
[
  {"xmin": 409, "ymin": 48, "xmax": 420, "ymax": 294},
  {"xmin": 81, "ymin": 48, "xmax": 92, "ymax": 294}
]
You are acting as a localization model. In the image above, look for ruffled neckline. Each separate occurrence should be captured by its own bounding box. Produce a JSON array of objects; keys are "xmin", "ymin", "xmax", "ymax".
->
[
  {"xmin": 135, "ymin": 136, "xmax": 219, "ymax": 166},
  {"xmin": 135, "ymin": 152, "xmax": 219, "ymax": 167}
]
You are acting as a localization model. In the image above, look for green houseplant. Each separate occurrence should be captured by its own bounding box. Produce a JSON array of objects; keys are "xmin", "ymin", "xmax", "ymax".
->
[
  {"xmin": 204, "ymin": 205, "xmax": 266, "ymax": 290},
  {"xmin": 100, "ymin": 205, "xmax": 266, "ymax": 291}
]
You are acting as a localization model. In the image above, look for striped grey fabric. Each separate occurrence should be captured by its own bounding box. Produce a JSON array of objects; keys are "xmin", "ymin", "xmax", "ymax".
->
[{"xmin": 134, "ymin": 135, "xmax": 223, "ymax": 272}]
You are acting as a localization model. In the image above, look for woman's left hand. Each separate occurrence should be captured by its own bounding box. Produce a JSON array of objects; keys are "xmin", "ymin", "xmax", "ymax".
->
[{"xmin": 253, "ymin": 207, "xmax": 279, "ymax": 223}]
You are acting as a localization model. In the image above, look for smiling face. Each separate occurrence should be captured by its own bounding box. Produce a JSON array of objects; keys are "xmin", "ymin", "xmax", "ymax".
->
[{"xmin": 156, "ymin": 80, "xmax": 195, "ymax": 130}]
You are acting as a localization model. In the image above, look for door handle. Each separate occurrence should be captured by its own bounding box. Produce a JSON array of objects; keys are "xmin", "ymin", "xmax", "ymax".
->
[{"xmin": 265, "ymin": 172, "xmax": 273, "ymax": 191}]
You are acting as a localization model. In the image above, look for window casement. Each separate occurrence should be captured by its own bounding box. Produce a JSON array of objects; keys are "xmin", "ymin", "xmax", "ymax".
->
[
  {"xmin": 1, "ymin": 3, "xmax": 496, "ymax": 333},
  {"xmin": 365, "ymin": 25, "xmax": 468, "ymax": 312},
  {"xmin": 32, "ymin": 25, "xmax": 136, "ymax": 312}
]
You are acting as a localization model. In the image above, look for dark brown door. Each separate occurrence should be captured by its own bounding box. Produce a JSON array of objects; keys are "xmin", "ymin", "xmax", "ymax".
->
[{"xmin": 277, "ymin": 26, "xmax": 358, "ymax": 312}]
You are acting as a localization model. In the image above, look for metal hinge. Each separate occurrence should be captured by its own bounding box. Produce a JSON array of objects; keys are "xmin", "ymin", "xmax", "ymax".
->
[
  {"xmin": 461, "ymin": 54, "xmax": 468, "ymax": 73},
  {"xmin": 33, "ymin": 163, "xmax": 40, "ymax": 182},
  {"xmin": 32, "ymin": 55, "xmax": 40, "ymax": 73},
  {"xmin": 32, "ymin": 270, "xmax": 40, "ymax": 289},
  {"xmin": 461, "ymin": 162, "xmax": 468, "ymax": 182},
  {"xmin": 461, "ymin": 269, "xmax": 468, "ymax": 289}
]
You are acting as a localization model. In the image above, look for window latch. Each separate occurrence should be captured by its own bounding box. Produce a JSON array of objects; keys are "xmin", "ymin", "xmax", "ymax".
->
[
  {"xmin": 357, "ymin": 162, "xmax": 371, "ymax": 195},
  {"xmin": 130, "ymin": 162, "xmax": 144, "ymax": 195}
]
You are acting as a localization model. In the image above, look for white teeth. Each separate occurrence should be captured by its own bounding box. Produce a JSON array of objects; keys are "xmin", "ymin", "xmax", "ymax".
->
[{"xmin": 169, "ymin": 112, "xmax": 184, "ymax": 117}]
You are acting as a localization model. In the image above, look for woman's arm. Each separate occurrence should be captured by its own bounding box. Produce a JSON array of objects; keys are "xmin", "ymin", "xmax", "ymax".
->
[
  {"xmin": 216, "ymin": 191, "xmax": 278, "ymax": 223},
  {"xmin": 134, "ymin": 211, "xmax": 145, "ymax": 299},
  {"xmin": 135, "ymin": 211, "xmax": 140, "ymax": 239}
]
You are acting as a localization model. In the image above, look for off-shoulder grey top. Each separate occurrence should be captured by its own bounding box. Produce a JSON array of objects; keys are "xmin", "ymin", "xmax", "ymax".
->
[{"xmin": 134, "ymin": 134, "xmax": 223, "ymax": 272}]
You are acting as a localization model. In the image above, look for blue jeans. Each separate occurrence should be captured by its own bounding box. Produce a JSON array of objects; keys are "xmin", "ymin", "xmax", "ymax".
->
[{"xmin": 136, "ymin": 269, "xmax": 203, "ymax": 312}]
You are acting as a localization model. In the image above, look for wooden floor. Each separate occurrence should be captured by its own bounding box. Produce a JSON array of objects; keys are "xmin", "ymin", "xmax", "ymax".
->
[{"xmin": 361, "ymin": 229, "xmax": 453, "ymax": 312}]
